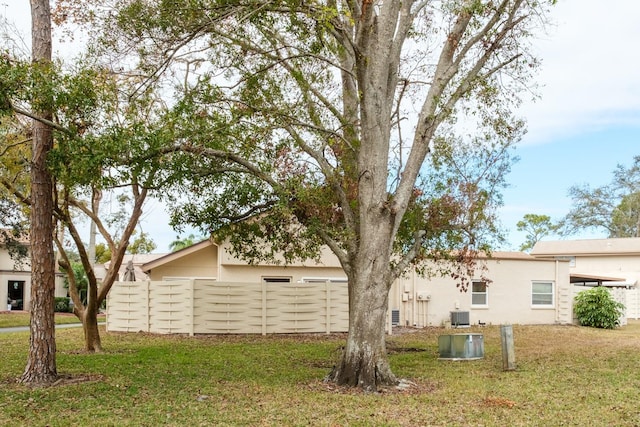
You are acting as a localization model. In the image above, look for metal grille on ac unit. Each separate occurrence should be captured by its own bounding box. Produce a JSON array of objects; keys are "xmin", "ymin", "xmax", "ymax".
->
[{"xmin": 450, "ymin": 311, "xmax": 470, "ymax": 327}]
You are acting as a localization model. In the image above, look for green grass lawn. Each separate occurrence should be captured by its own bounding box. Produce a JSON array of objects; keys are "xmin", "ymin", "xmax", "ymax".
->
[
  {"xmin": 1, "ymin": 321, "xmax": 639, "ymax": 426},
  {"xmin": 0, "ymin": 312, "xmax": 105, "ymax": 328}
]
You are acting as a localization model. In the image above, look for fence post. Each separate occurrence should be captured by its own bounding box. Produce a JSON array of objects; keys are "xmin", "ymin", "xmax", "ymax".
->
[
  {"xmin": 145, "ymin": 280, "xmax": 151, "ymax": 333},
  {"xmin": 261, "ymin": 281, "xmax": 267, "ymax": 336},
  {"xmin": 325, "ymin": 281, "xmax": 331, "ymax": 334},
  {"xmin": 500, "ymin": 324, "xmax": 516, "ymax": 371},
  {"xmin": 189, "ymin": 279, "xmax": 195, "ymax": 337}
]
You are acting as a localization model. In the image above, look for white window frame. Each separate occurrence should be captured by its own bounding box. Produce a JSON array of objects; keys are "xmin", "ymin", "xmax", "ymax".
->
[
  {"xmin": 300, "ymin": 277, "xmax": 348, "ymax": 284},
  {"xmin": 531, "ymin": 281, "xmax": 555, "ymax": 308},
  {"xmin": 471, "ymin": 280, "xmax": 488, "ymax": 307}
]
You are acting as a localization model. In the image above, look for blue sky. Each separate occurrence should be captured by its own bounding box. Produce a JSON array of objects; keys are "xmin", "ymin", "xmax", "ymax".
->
[
  {"xmin": 499, "ymin": 0, "xmax": 640, "ymax": 249},
  {"xmin": 3, "ymin": 1, "xmax": 640, "ymax": 252}
]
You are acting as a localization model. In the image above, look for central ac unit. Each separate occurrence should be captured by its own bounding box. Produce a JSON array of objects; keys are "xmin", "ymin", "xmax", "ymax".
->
[
  {"xmin": 391, "ymin": 309, "xmax": 400, "ymax": 326},
  {"xmin": 450, "ymin": 311, "xmax": 470, "ymax": 327}
]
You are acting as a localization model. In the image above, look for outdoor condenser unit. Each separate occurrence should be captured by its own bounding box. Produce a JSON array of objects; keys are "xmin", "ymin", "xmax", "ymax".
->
[
  {"xmin": 450, "ymin": 311, "xmax": 470, "ymax": 327},
  {"xmin": 391, "ymin": 309, "xmax": 400, "ymax": 326}
]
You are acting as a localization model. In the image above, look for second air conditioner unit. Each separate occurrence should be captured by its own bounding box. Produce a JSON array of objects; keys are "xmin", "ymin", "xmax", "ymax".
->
[{"xmin": 450, "ymin": 311, "xmax": 470, "ymax": 328}]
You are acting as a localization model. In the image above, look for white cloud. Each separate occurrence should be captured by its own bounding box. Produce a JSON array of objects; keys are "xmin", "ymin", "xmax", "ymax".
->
[{"xmin": 520, "ymin": 0, "xmax": 640, "ymax": 144}]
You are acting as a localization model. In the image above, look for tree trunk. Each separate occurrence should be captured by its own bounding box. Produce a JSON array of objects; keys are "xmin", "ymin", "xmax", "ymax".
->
[
  {"xmin": 21, "ymin": 0, "xmax": 57, "ymax": 385},
  {"xmin": 328, "ymin": 222, "xmax": 398, "ymax": 391},
  {"xmin": 82, "ymin": 301, "xmax": 102, "ymax": 352},
  {"xmin": 328, "ymin": 275, "xmax": 397, "ymax": 391}
]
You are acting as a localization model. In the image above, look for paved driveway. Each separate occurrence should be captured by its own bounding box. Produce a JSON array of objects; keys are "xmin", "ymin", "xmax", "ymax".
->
[{"xmin": 0, "ymin": 323, "xmax": 103, "ymax": 333}]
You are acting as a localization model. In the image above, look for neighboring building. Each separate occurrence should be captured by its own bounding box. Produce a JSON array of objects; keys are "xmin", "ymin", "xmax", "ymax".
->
[
  {"xmin": 531, "ymin": 238, "xmax": 640, "ymax": 322},
  {"xmin": 531, "ymin": 238, "xmax": 640, "ymax": 288},
  {"xmin": 1, "ymin": 240, "xmax": 66, "ymax": 311}
]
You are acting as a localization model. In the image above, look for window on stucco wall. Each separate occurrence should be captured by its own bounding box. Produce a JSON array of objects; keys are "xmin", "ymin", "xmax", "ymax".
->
[
  {"xmin": 471, "ymin": 280, "xmax": 488, "ymax": 307},
  {"xmin": 531, "ymin": 281, "xmax": 554, "ymax": 307}
]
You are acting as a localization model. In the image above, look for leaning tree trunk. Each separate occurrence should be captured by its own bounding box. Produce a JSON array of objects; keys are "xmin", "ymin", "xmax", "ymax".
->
[
  {"xmin": 82, "ymin": 310, "xmax": 102, "ymax": 352},
  {"xmin": 21, "ymin": 0, "xmax": 57, "ymax": 384},
  {"xmin": 81, "ymin": 289, "xmax": 103, "ymax": 352}
]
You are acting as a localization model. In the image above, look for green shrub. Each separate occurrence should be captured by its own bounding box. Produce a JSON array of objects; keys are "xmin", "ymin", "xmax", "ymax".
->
[
  {"xmin": 54, "ymin": 297, "xmax": 71, "ymax": 313},
  {"xmin": 574, "ymin": 286, "xmax": 625, "ymax": 329}
]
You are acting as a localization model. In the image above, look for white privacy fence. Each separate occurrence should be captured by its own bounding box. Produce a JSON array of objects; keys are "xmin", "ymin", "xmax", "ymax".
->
[
  {"xmin": 625, "ymin": 288, "xmax": 639, "ymax": 319},
  {"xmin": 106, "ymin": 280, "xmax": 350, "ymax": 335}
]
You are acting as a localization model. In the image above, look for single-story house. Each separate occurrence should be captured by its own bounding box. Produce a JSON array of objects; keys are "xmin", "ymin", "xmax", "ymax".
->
[
  {"xmin": 11, "ymin": 233, "xmax": 639, "ymax": 326},
  {"xmin": 390, "ymin": 251, "xmax": 573, "ymax": 327},
  {"xmin": 117, "ymin": 239, "xmax": 573, "ymax": 331}
]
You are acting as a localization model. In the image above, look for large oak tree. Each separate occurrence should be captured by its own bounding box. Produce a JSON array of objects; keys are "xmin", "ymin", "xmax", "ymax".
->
[{"xmin": 74, "ymin": 0, "xmax": 552, "ymax": 390}]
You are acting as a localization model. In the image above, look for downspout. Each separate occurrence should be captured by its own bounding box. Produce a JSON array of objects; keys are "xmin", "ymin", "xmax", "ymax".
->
[
  {"xmin": 555, "ymin": 259, "xmax": 560, "ymax": 323},
  {"xmin": 215, "ymin": 241, "xmax": 222, "ymax": 280},
  {"xmin": 412, "ymin": 268, "xmax": 417, "ymax": 326}
]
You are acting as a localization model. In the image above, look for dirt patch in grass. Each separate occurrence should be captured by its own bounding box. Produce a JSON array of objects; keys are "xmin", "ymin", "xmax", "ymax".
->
[
  {"xmin": 481, "ymin": 396, "xmax": 518, "ymax": 408},
  {"xmin": 310, "ymin": 378, "xmax": 439, "ymax": 395},
  {"xmin": 50, "ymin": 373, "xmax": 106, "ymax": 387}
]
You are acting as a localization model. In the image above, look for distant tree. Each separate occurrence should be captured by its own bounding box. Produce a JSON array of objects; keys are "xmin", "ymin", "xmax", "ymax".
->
[
  {"xmin": 609, "ymin": 192, "xmax": 640, "ymax": 238},
  {"xmin": 61, "ymin": 261, "xmax": 89, "ymax": 304},
  {"xmin": 562, "ymin": 156, "xmax": 640, "ymax": 238},
  {"xmin": 94, "ymin": 242, "xmax": 111, "ymax": 264},
  {"xmin": 169, "ymin": 234, "xmax": 203, "ymax": 252},
  {"xmin": 127, "ymin": 230, "xmax": 157, "ymax": 254},
  {"xmin": 516, "ymin": 214, "xmax": 559, "ymax": 252}
]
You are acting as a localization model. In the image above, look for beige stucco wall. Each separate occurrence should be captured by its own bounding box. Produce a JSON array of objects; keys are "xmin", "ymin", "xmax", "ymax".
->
[
  {"xmin": 219, "ymin": 243, "xmax": 342, "ymax": 268},
  {"xmin": 217, "ymin": 241, "xmax": 346, "ymax": 282},
  {"xmin": 390, "ymin": 258, "xmax": 572, "ymax": 327},
  {"xmin": 0, "ymin": 247, "xmax": 22, "ymax": 268},
  {"xmin": 146, "ymin": 244, "xmax": 219, "ymax": 280}
]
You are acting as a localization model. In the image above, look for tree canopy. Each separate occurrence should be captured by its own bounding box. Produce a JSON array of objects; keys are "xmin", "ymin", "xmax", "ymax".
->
[
  {"xmin": 76, "ymin": 0, "xmax": 553, "ymax": 390},
  {"xmin": 0, "ymin": 13, "xmax": 176, "ymax": 352},
  {"xmin": 27, "ymin": 0, "xmax": 556, "ymax": 390}
]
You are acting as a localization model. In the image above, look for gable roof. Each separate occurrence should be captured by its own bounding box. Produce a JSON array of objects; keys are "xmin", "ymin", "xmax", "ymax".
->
[
  {"xmin": 531, "ymin": 237, "xmax": 640, "ymax": 257},
  {"xmin": 141, "ymin": 239, "xmax": 215, "ymax": 273}
]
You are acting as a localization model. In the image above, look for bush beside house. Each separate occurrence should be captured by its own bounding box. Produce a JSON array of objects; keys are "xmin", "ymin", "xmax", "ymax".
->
[{"xmin": 574, "ymin": 286, "xmax": 625, "ymax": 329}]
